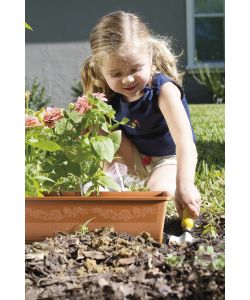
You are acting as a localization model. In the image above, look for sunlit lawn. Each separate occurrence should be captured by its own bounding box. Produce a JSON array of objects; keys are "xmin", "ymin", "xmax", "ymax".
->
[{"xmin": 167, "ymin": 104, "xmax": 225, "ymax": 236}]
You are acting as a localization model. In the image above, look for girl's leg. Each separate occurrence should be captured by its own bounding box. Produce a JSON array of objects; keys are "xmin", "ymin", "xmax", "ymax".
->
[
  {"xmin": 146, "ymin": 164, "xmax": 177, "ymax": 197},
  {"xmin": 105, "ymin": 133, "xmax": 137, "ymax": 176}
]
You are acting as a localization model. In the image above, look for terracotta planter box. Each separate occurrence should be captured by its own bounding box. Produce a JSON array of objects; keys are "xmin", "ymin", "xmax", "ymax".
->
[{"xmin": 25, "ymin": 191, "xmax": 170, "ymax": 243}]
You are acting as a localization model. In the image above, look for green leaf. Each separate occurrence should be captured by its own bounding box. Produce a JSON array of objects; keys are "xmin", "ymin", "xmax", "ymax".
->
[
  {"xmin": 76, "ymin": 218, "xmax": 96, "ymax": 236},
  {"xmin": 68, "ymin": 110, "xmax": 83, "ymax": 123},
  {"xmin": 52, "ymin": 165, "xmax": 68, "ymax": 179},
  {"xmin": 91, "ymin": 136, "xmax": 114, "ymax": 163},
  {"xmin": 32, "ymin": 178, "xmax": 43, "ymax": 196},
  {"xmin": 86, "ymin": 163, "xmax": 100, "ymax": 177},
  {"xmin": 119, "ymin": 117, "xmax": 129, "ymax": 125},
  {"xmin": 25, "ymin": 22, "xmax": 33, "ymax": 31},
  {"xmin": 111, "ymin": 117, "xmax": 129, "ymax": 130},
  {"xmin": 97, "ymin": 175, "xmax": 121, "ymax": 191},
  {"xmin": 64, "ymin": 161, "xmax": 81, "ymax": 177},
  {"xmin": 28, "ymin": 140, "xmax": 62, "ymax": 152},
  {"xmin": 202, "ymin": 224, "xmax": 218, "ymax": 238},
  {"xmin": 25, "ymin": 126, "xmax": 44, "ymax": 139},
  {"xmin": 64, "ymin": 145, "xmax": 92, "ymax": 163},
  {"xmin": 34, "ymin": 175, "xmax": 55, "ymax": 183},
  {"xmin": 108, "ymin": 130, "xmax": 121, "ymax": 153},
  {"xmin": 101, "ymin": 122, "xmax": 109, "ymax": 133},
  {"xmin": 28, "ymin": 137, "xmax": 38, "ymax": 143},
  {"xmin": 54, "ymin": 118, "xmax": 72, "ymax": 134},
  {"xmin": 212, "ymin": 254, "xmax": 225, "ymax": 270},
  {"xmin": 90, "ymin": 97, "xmax": 112, "ymax": 114}
]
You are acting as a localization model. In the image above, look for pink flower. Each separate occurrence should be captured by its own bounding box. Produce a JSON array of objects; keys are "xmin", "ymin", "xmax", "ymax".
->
[
  {"xmin": 75, "ymin": 96, "xmax": 92, "ymax": 114},
  {"xmin": 92, "ymin": 93, "xmax": 108, "ymax": 102},
  {"xmin": 25, "ymin": 115, "xmax": 42, "ymax": 128},
  {"xmin": 43, "ymin": 107, "xmax": 63, "ymax": 128}
]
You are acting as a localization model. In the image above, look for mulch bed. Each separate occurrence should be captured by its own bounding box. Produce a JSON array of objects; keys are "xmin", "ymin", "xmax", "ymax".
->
[{"xmin": 25, "ymin": 214, "xmax": 225, "ymax": 299}]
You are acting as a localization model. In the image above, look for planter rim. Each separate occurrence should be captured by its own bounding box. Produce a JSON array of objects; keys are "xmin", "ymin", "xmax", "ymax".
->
[
  {"xmin": 25, "ymin": 197, "xmax": 169, "ymax": 201},
  {"xmin": 25, "ymin": 191, "xmax": 171, "ymax": 201}
]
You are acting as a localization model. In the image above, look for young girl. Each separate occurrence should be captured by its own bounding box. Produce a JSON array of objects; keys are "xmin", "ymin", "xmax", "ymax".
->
[{"xmin": 81, "ymin": 11, "xmax": 201, "ymax": 219}]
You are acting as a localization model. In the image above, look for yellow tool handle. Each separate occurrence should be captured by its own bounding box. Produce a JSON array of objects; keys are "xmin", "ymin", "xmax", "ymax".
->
[{"xmin": 181, "ymin": 207, "xmax": 194, "ymax": 231}]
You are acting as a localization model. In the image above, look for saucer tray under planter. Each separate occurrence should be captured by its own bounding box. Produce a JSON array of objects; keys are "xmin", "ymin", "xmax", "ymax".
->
[{"xmin": 25, "ymin": 191, "xmax": 170, "ymax": 243}]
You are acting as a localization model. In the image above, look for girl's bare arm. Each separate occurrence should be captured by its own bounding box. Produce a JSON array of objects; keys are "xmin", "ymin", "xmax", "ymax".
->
[{"xmin": 158, "ymin": 82, "xmax": 201, "ymax": 218}]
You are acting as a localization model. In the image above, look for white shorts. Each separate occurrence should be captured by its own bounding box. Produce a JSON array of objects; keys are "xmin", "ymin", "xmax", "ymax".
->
[{"xmin": 133, "ymin": 146, "xmax": 177, "ymax": 180}]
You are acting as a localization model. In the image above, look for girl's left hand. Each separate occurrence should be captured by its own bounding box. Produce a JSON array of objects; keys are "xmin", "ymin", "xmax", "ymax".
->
[{"xmin": 175, "ymin": 183, "xmax": 201, "ymax": 219}]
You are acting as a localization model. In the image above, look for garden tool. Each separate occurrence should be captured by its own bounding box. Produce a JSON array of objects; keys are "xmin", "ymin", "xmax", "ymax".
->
[{"xmin": 169, "ymin": 207, "xmax": 198, "ymax": 244}]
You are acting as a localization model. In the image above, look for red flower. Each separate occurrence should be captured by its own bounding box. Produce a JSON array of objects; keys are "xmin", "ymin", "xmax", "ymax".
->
[
  {"xmin": 142, "ymin": 155, "xmax": 152, "ymax": 166},
  {"xmin": 43, "ymin": 107, "xmax": 63, "ymax": 128}
]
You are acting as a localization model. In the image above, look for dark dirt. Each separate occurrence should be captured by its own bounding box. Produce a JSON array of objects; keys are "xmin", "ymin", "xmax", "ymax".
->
[{"xmin": 25, "ymin": 214, "xmax": 225, "ymax": 300}]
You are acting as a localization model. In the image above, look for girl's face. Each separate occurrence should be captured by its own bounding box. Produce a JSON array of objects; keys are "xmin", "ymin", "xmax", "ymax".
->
[{"xmin": 100, "ymin": 47, "xmax": 152, "ymax": 101}]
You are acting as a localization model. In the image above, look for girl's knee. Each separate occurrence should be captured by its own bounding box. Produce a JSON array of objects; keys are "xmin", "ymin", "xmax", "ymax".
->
[
  {"xmin": 147, "ymin": 181, "xmax": 175, "ymax": 198},
  {"xmin": 146, "ymin": 165, "xmax": 176, "ymax": 197},
  {"xmin": 163, "ymin": 187, "xmax": 175, "ymax": 198}
]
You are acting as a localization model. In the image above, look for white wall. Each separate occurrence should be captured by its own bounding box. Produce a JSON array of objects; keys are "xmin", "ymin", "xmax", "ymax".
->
[
  {"xmin": 25, "ymin": 0, "xmax": 187, "ymax": 106},
  {"xmin": 25, "ymin": 41, "xmax": 91, "ymax": 108}
]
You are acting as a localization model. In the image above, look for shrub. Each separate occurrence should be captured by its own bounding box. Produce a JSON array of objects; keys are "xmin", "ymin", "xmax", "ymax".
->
[
  {"xmin": 192, "ymin": 64, "xmax": 225, "ymax": 103},
  {"xmin": 25, "ymin": 78, "xmax": 51, "ymax": 110},
  {"xmin": 71, "ymin": 79, "xmax": 84, "ymax": 101}
]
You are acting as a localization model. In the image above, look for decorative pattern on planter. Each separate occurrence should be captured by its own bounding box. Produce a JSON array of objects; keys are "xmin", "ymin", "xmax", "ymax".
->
[
  {"xmin": 91, "ymin": 207, "xmax": 157, "ymax": 222},
  {"xmin": 26, "ymin": 206, "xmax": 157, "ymax": 223},
  {"xmin": 26, "ymin": 207, "xmax": 89, "ymax": 222}
]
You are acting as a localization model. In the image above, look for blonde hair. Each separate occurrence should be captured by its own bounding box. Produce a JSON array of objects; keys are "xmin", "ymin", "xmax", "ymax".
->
[{"xmin": 81, "ymin": 11, "xmax": 183, "ymax": 98}]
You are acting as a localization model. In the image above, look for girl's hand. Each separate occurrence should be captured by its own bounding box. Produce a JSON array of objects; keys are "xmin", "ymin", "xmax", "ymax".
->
[{"xmin": 175, "ymin": 183, "xmax": 201, "ymax": 219}]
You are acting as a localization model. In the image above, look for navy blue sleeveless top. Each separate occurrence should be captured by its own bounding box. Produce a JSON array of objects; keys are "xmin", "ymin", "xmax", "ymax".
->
[{"xmin": 109, "ymin": 73, "xmax": 196, "ymax": 156}]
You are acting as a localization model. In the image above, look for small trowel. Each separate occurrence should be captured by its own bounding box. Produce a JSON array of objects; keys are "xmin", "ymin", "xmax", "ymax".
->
[{"xmin": 169, "ymin": 207, "xmax": 198, "ymax": 244}]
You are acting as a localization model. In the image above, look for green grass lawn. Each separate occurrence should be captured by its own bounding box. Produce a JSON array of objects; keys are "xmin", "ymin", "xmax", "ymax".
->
[
  {"xmin": 168, "ymin": 104, "xmax": 225, "ymax": 237},
  {"xmin": 192, "ymin": 104, "xmax": 225, "ymax": 236}
]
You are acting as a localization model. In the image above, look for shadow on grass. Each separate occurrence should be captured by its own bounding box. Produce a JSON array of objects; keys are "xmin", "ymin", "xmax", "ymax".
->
[{"xmin": 196, "ymin": 140, "xmax": 225, "ymax": 169}]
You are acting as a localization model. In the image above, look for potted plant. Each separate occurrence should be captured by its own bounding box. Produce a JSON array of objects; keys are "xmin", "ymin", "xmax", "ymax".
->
[{"xmin": 25, "ymin": 92, "xmax": 170, "ymax": 243}]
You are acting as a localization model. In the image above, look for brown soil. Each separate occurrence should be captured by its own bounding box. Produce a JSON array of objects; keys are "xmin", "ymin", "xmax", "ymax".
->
[{"xmin": 25, "ymin": 214, "xmax": 224, "ymax": 299}]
